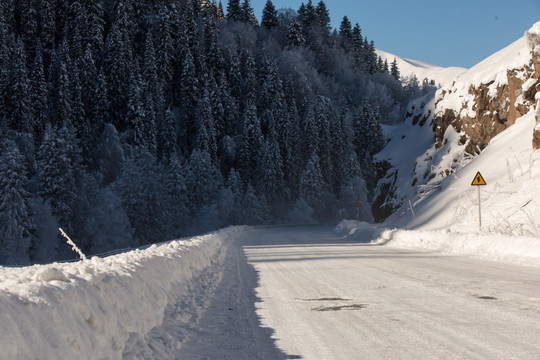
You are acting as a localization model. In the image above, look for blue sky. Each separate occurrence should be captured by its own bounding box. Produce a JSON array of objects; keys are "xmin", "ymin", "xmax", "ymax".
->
[{"xmin": 250, "ymin": 0, "xmax": 540, "ymax": 68}]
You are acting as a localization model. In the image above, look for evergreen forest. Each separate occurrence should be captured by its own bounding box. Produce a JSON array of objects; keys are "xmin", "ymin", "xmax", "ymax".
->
[{"xmin": 0, "ymin": 0, "xmax": 435, "ymax": 264}]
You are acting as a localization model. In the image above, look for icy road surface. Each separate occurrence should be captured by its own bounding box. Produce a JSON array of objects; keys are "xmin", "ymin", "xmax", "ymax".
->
[{"xmin": 178, "ymin": 226, "xmax": 540, "ymax": 359}]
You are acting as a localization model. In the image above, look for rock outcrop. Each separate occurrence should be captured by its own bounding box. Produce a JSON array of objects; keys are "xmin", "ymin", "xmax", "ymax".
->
[
  {"xmin": 529, "ymin": 23, "xmax": 540, "ymax": 149},
  {"xmin": 430, "ymin": 58, "xmax": 538, "ymax": 156}
]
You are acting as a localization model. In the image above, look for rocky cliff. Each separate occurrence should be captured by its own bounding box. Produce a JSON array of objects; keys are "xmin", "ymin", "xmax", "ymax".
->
[{"xmin": 372, "ymin": 22, "xmax": 540, "ymax": 223}]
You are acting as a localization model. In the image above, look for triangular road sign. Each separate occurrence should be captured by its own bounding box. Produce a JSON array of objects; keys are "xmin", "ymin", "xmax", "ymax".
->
[
  {"xmin": 354, "ymin": 201, "xmax": 361, "ymax": 207},
  {"xmin": 471, "ymin": 172, "xmax": 487, "ymax": 186}
]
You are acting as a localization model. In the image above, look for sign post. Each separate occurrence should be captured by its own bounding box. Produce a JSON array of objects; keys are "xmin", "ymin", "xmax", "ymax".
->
[
  {"xmin": 471, "ymin": 172, "xmax": 487, "ymax": 230},
  {"xmin": 354, "ymin": 200, "xmax": 361, "ymax": 223}
]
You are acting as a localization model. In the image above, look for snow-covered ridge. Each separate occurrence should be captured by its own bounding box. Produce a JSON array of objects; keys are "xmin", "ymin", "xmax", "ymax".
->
[
  {"xmin": 454, "ymin": 36, "xmax": 531, "ymax": 86},
  {"xmin": 375, "ymin": 48, "xmax": 466, "ymax": 86},
  {"xmin": 0, "ymin": 227, "xmax": 243, "ymax": 359}
]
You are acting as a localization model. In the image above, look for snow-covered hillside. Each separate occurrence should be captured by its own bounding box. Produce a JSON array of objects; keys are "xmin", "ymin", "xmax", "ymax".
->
[
  {"xmin": 0, "ymin": 228, "xmax": 242, "ymax": 359},
  {"xmin": 369, "ymin": 22, "xmax": 540, "ymax": 266},
  {"xmin": 375, "ymin": 22, "xmax": 540, "ymax": 220},
  {"xmin": 370, "ymin": 111, "xmax": 540, "ymax": 266},
  {"xmin": 375, "ymin": 48, "xmax": 466, "ymax": 86}
]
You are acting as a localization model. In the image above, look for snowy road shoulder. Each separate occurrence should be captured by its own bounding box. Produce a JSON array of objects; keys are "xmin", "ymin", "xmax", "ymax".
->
[
  {"xmin": 337, "ymin": 220, "xmax": 540, "ymax": 268},
  {"xmin": 0, "ymin": 227, "xmax": 244, "ymax": 360},
  {"xmin": 242, "ymin": 226, "xmax": 540, "ymax": 359}
]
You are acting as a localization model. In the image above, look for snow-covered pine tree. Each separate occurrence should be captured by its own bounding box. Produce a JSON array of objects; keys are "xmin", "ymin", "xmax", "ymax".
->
[
  {"xmin": 126, "ymin": 61, "xmax": 147, "ymax": 148},
  {"xmin": 210, "ymin": 74, "xmax": 226, "ymax": 137},
  {"xmin": 228, "ymin": 50, "xmax": 242, "ymax": 100},
  {"xmin": 261, "ymin": 0, "xmax": 278, "ymax": 30},
  {"xmin": 242, "ymin": 183, "xmax": 270, "ymax": 225},
  {"xmin": 301, "ymin": 102, "xmax": 320, "ymax": 162},
  {"xmin": 258, "ymin": 56, "xmax": 284, "ymax": 120},
  {"xmin": 203, "ymin": 15, "xmax": 223, "ymax": 77},
  {"xmin": 158, "ymin": 108, "xmax": 177, "ymax": 164},
  {"xmin": 217, "ymin": 1, "xmax": 225, "ymax": 19},
  {"xmin": 241, "ymin": 0, "xmax": 256, "ymax": 25},
  {"xmin": 224, "ymin": 168, "xmax": 243, "ymax": 224},
  {"xmin": 37, "ymin": 124, "xmax": 78, "ymax": 241},
  {"xmin": 299, "ymin": 152, "xmax": 325, "ymax": 219},
  {"xmin": 69, "ymin": 62, "xmax": 88, "ymax": 158},
  {"xmin": 104, "ymin": 0, "xmax": 134, "ymax": 129},
  {"xmin": 287, "ymin": 19, "xmax": 305, "ymax": 49},
  {"xmin": 239, "ymin": 101, "xmax": 263, "ymax": 180},
  {"xmin": 259, "ymin": 128, "xmax": 285, "ymax": 204},
  {"xmin": 184, "ymin": 149, "xmax": 223, "ymax": 216},
  {"xmin": 80, "ymin": 45, "xmax": 98, "ymax": 126},
  {"xmin": 390, "ymin": 58, "xmax": 400, "ymax": 81},
  {"xmin": 339, "ymin": 16, "xmax": 352, "ymax": 50},
  {"xmin": 51, "ymin": 48, "xmax": 73, "ymax": 128},
  {"xmin": 0, "ymin": 139, "xmax": 35, "ymax": 265},
  {"xmin": 91, "ymin": 68, "xmax": 109, "ymax": 137},
  {"xmin": 315, "ymin": 1, "xmax": 331, "ymax": 40},
  {"xmin": 196, "ymin": 82, "xmax": 218, "ymax": 161},
  {"xmin": 67, "ymin": 0, "xmax": 87, "ymax": 62},
  {"xmin": 178, "ymin": 47, "xmax": 200, "ymax": 151},
  {"xmin": 364, "ymin": 40, "xmax": 378, "ymax": 74},
  {"xmin": 83, "ymin": 0, "xmax": 105, "ymax": 57},
  {"xmin": 351, "ymin": 24, "xmax": 363, "ymax": 69},
  {"xmin": 94, "ymin": 123, "xmax": 125, "ymax": 187},
  {"xmin": 85, "ymin": 187, "xmax": 133, "ymax": 255},
  {"xmin": 156, "ymin": 5, "xmax": 175, "ymax": 93},
  {"xmin": 217, "ymin": 69, "xmax": 239, "ymax": 136},
  {"xmin": 226, "ymin": 0, "xmax": 243, "ymax": 22},
  {"xmin": 163, "ymin": 154, "xmax": 189, "ymax": 234},
  {"xmin": 7, "ymin": 37, "xmax": 32, "ymax": 134},
  {"xmin": 38, "ymin": 0, "xmax": 56, "ymax": 58},
  {"xmin": 242, "ymin": 53, "xmax": 258, "ymax": 108},
  {"xmin": 29, "ymin": 41, "xmax": 48, "ymax": 139},
  {"xmin": 312, "ymin": 96, "xmax": 334, "ymax": 186},
  {"xmin": 377, "ymin": 56, "xmax": 384, "ymax": 73},
  {"xmin": 114, "ymin": 150, "xmax": 167, "ymax": 244}
]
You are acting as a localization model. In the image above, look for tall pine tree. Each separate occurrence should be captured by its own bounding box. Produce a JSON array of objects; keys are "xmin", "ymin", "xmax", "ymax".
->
[{"xmin": 0, "ymin": 140, "xmax": 35, "ymax": 265}]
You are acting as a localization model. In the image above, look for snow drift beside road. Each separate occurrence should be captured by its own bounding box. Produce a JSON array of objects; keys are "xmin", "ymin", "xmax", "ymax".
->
[{"xmin": 0, "ymin": 227, "xmax": 243, "ymax": 360}]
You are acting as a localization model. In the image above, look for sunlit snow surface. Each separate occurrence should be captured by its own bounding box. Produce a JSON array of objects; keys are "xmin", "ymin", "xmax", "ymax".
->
[
  {"xmin": 366, "ymin": 23, "xmax": 540, "ymax": 268},
  {"xmin": 0, "ymin": 228, "xmax": 242, "ymax": 359},
  {"xmin": 371, "ymin": 111, "xmax": 540, "ymax": 267},
  {"xmin": 375, "ymin": 48, "xmax": 466, "ymax": 85}
]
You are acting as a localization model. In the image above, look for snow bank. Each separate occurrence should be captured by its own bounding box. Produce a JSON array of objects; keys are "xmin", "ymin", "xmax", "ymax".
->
[
  {"xmin": 334, "ymin": 220, "xmax": 380, "ymax": 240},
  {"xmin": 373, "ymin": 229, "xmax": 540, "ymax": 268},
  {"xmin": 0, "ymin": 227, "xmax": 244, "ymax": 360}
]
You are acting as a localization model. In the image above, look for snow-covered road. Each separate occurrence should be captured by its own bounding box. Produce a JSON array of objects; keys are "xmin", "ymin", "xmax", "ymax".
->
[{"xmin": 179, "ymin": 226, "xmax": 540, "ymax": 359}]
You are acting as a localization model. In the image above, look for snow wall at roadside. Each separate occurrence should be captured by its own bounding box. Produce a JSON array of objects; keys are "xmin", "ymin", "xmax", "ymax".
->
[
  {"xmin": 0, "ymin": 227, "xmax": 243, "ymax": 360},
  {"xmin": 336, "ymin": 219, "xmax": 540, "ymax": 268}
]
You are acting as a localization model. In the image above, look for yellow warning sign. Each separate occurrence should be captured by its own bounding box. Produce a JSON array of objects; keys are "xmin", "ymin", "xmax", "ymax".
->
[
  {"xmin": 354, "ymin": 201, "xmax": 361, "ymax": 207},
  {"xmin": 471, "ymin": 172, "xmax": 487, "ymax": 186}
]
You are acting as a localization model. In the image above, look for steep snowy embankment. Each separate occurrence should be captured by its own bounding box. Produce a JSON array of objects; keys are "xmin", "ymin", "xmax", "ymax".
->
[
  {"xmin": 367, "ymin": 22, "xmax": 540, "ymax": 267},
  {"xmin": 375, "ymin": 112, "xmax": 540, "ymax": 267},
  {"xmin": 0, "ymin": 227, "xmax": 243, "ymax": 360}
]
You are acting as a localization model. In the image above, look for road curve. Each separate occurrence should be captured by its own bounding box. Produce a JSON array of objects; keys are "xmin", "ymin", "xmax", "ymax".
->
[{"xmin": 241, "ymin": 226, "xmax": 540, "ymax": 360}]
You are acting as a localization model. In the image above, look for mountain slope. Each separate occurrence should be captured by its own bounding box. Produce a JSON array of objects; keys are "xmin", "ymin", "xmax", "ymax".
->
[
  {"xmin": 375, "ymin": 48, "xmax": 466, "ymax": 86},
  {"xmin": 374, "ymin": 21, "xmax": 540, "ymax": 226}
]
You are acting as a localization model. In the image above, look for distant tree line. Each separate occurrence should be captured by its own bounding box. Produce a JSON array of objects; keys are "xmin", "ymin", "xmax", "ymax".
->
[{"xmin": 0, "ymin": 0, "xmax": 430, "ymax": 264}]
